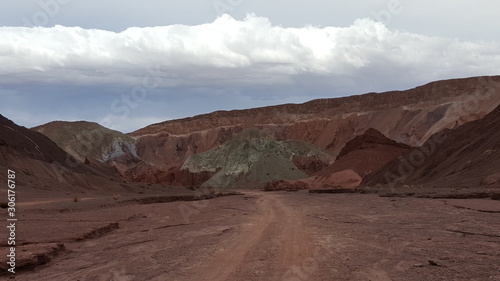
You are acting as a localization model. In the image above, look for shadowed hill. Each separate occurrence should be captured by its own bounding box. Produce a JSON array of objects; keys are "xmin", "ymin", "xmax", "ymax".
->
[
  {"xmin": 363, "ymin": 104, "xmax": 500, "ymax": 189},
  {"xmin": 1, "ymin": 115, "xmax": 71, "ymax": 165},
  {"xmin": 0, "ymin": 115, "xmax": 121, "ymax": 192}
]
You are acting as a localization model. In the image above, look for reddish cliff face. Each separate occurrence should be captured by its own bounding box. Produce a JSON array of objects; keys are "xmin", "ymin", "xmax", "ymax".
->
[
  {"xmin": 363, "ymin": 104, "xmax": 500, "ymax": 189},
  {"xmin": 125, "ymin": 76, "xmax": 500, "ymax": 185},
  {"xmin": 336, "ymin": 128, "xmax": 412, "ymax": 160},
  {"xmin": 317, "ymin": 128, "xmax": 413, "ymax": 178},
  {"xmin": 132, "ymin": 76, "xmax": 500, "ymax": 141}
]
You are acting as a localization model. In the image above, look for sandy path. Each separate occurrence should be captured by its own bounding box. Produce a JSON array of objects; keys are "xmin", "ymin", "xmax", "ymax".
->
[{"xmin": 188, "ymin": 192, "xmax": 313, "ymax": 281}]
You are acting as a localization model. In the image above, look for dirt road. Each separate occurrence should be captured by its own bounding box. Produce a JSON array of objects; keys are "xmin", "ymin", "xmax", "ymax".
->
[
  {"xmin": 9, "ymin": 190, "xmax": 500, "ymax": 281},
  {"xmin": 188, "ymin": 192, "xmax": 314, "ymax": 281}
]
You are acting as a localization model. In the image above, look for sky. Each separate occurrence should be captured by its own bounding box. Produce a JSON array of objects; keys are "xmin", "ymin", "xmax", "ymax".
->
[{"xmin": 0, "ymin": 1, "xmax": 499, "ymax": 133}]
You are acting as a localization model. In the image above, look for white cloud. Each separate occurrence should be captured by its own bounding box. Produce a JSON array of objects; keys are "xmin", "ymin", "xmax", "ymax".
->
[{"xmin": 1, "ymin": 14, "xmax": 498, "ymax": 89}]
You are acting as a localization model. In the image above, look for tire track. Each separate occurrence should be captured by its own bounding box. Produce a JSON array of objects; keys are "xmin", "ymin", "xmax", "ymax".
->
[
  {"xmin": 187, "ymin": 194, "xmax": 276, "ymax": 281},
  {"xmin": 187, "ymin": 192, "xmax": 314, "ymax": 281}
]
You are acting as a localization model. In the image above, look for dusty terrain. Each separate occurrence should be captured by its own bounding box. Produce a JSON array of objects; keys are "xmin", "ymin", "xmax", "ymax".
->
[{"xmin": 4, "ymin": 190, "xmax": 500, "ymax": 280}]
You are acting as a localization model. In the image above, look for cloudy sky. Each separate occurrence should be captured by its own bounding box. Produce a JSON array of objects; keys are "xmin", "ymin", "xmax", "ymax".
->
[{"xmin": 0, "ymin": 1, "xmax": 499, "ymax": 132}]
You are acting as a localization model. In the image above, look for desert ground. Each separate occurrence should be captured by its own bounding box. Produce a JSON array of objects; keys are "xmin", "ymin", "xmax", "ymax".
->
[{"xmin": 2, "ymin": 188, "xmax": 500, "ymax": 281}]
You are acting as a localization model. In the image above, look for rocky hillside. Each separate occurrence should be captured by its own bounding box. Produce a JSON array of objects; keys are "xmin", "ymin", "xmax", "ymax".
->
[
  {"xmin": 181, "ymin": 129, "xmax": 333, "ymax": 189},
  {"xmin": 123, "ymin": 76, "xmax": 500, "ymax": 185},
  {"xmin": 363, "ymin": 104, "xmax": 500, "ymax": 189},
  {"xmin": 31, "ymin": 76, "xmax": 500, "ymax": 187},
  {"xmin": 33, "ymin": 121, "xmax": 138, "ymax": 163},
  {"xmin": 1, "ymin": 115, "xmax": 71, "ymax": 165},
  {"xmin": 0, "ymin": 115, "xmax": 120, "ymax": 192},
  {"xmin": 265, "ymin": 128, "xmax": 413, "ymax": 191},
  {"xmin": 133, "ymin": 76, "xmax": 500, "ymax": 147}
]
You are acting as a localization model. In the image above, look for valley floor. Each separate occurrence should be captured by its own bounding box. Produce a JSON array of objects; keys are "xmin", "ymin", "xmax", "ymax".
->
[{"xmin": 4, "ymin": 190, "xmax": 500, "ymax": 281}]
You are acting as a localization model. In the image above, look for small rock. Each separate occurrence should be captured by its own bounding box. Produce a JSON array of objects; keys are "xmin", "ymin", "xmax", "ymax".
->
[
  {"xmin": 476, "ymin": 251, "xmax": 487, "ymax": 255},
  {"xmin": 428, "ymin": 260, "xmax": 440, "ymax": 266},
  {"xmin": 414, "ymin": 263, "xmax": 424, "ymax": 268}
]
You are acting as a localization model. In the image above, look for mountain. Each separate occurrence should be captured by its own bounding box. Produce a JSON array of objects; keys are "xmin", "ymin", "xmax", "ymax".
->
[
  {"xmin": 132, "ymin": 76, "xmax": 500, "ymax": 147},
  {"xmin": 32, "ymin": 76, "xmax": 500, "ymax": 187},
  {"xmin": 122, "ymin": 76, "xmax": 500, "ymax": 185},
  {"xmin": 33, "ymin": 121, "xmax": 138, "ymax": 163},
  {"xmin": 362, "ymin": 104, "xmax": 500, "ymax": 189}
]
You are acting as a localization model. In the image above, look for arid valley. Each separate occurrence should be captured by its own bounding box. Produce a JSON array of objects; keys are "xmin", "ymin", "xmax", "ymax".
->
[{"xmin": 1, "ymin": 76, "xmax": 500, "ymax": 280}]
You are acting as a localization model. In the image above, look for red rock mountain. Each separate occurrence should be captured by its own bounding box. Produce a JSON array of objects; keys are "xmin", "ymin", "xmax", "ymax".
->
[
  {"xmin": 363, "ymin": 103, "xmax": 500, "ymax": 189},
  {"xmin": 28, "ymin": 75, "xmax": 500, "ymax": 188},
  {"xmin": 124, "ymin": 76, "xmax": 500, "ymax": 185}
]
